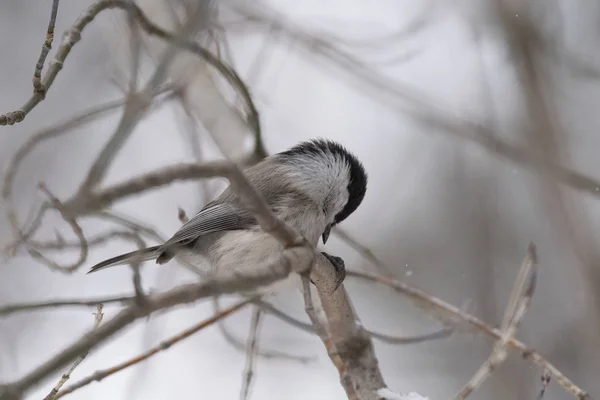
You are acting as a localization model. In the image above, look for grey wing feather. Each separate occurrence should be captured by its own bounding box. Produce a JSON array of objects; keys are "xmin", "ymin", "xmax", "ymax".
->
[
  {"xmin": 160, "ymin": 202, "xmax": 256, "ymax": 249},
  {"xmin": 87, "ymin": 202, "xmax": 256, "ymax": 274}
]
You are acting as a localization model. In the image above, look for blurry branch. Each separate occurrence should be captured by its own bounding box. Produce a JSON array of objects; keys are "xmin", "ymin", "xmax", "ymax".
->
[
  {"xmin": 173, "ymin": 98, "xmax": 213, "ymax": 204},
  {"xmin": 28, "ymin": 184, "xmax": 88, "ymax": 273},
  {"xmin": 259, "ymin": 299, "xmax": 452, "ymax": 345},
  {"xmin": 497, "ymin": 0, "xmax": 600, "ymax": 333},
  {"xmin": 346, "ymin": 264, "xmax": 591, "ymax": 399},
  {"xmin": 453, "ymin": 245, "xmax": 538, "ymax": 400},
  {"xmin": 0, "ymin": 296, "xmax": 134, "ymax": 317},
  {"xmin": 2, "ymin": 98, "xmax": 124, "ymax": 238},
  {"xmin": 64, "ymin": 161, "xmax": 231, "ymax": 215},
  {"xmin": 33, "ymin": 0, "xmax": 60, "ymax": 94},
  {"xmin": 1, "ymin": 89, "xmax": 174, "ymax": 259},
  {"xmin": 32, "ymin": 230, "xmax": 145, "ymax": 250},
  {"xmin": 3, "ymin": 0, "xmax": 265, "ymax": 273},
  {"xmin": 77, "ymin": 0, "xmax": 211, "ymax": 193},
  {"xmin": 333, "ymin": 227, "xmax": 394, "ymax": 276},
  {"xmin": 233, "ymin": 2, "xmax": 600, "ymax": 201},
  {"xmin": 0, "ymin": 293, "xmax": 451, "ymax": 345},
  {"xmin": 94, "ymin": 211, "xmax": 167, "ymax": 243},
  {"xmin": 53, "ymin": 299, "xmax": 253, "ymax": 400},
  {"xmin": 43, "ymin": 305, "xmax": 104, "ymax": 400},
  {"xmin": 0, "ymin": 262, "xmax": 296, "ymax": 400},
  {"xmin": 213, "ymin": 297, "xmax": 315, "ymax": 363},
  {"xmin": 240, "ymin": 307, "xmax": 263, "ymax": 400},
  {"xmin": 369, "ymin": 327, "xmax": 451, "ymax": 345}
]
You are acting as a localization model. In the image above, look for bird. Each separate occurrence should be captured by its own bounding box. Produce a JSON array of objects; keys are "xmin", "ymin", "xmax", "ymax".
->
[{"xmin": 87, "ymin": 139, "xmax": 368, "ymax": 292}]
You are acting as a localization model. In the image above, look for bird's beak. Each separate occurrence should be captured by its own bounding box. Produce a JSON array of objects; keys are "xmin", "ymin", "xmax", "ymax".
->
[{"xmin": 322, "ymin": 223, "xmax": 333, "ymax": 244}]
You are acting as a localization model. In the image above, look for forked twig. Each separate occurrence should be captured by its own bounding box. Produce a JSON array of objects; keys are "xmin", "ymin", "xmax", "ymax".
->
[
  {"xmin": 42, "ymin": 304, "xmax": 104, "ymax": 400},
  {"xmin": 452, "ymin": 245, "xmax": 538, "ymax": 399},
  {"xmin": 54, "ymin": 299, "xmax": 253, "ymax": 399}
]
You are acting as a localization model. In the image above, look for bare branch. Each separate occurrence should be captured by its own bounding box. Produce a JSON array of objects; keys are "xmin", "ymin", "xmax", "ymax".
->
[
  {"xmin": 0, "ymin": 296, "xmax": 134, "ymax": 317},
  {"xmin": 452, "ymin": 245, "xmax": 538, "ymax": 400},
  {"xmin": 27, "ymin": 184, "xmax": 88, "ymax": 273},
  {"xmin": 240, "ymin": 306, "xmax": 263, "ymax": 400},
  {"xmin": 77, "ymin": 0, "xmax": 212, "ymax": 192},
  {"xmin": 53, "ymin": 299, "xmax": 252, "ymax": 399},
  {"xmin": 234, "ymin": 3, "xmax": 600, "ymax": 203},
  {"xmin": 346, "ymin": 268, "xmax": 591, "ymax": 399},
  {"xmin": 369, "ymin": 327, "xmax": 452, "ymax": 345},
  {"xmin": 0, "ymin": 0, "xmax": 133, "ymax": 126},
  {"xmin": 32, "ymin": 230, "xmax": 143, "ymax": 250},
  {"xmin": 64, "ymin": 161, "xmax": 231, "ymax": 215},
  {"xmin": 2, "ymin": 98, "xmax": 124, "ymax": 238},
  {"xmin": 43, "ymin": 305, "xmax": 104, "ymax": 400},
  {"xmin": 301, "ymin": 276, "xmax": 358, "ymax": 400},
  {"xmin": 33, "ymin": 0, "xmax": 60, "ymax": 94},
  {"xmin": 309, "ymin": 257, "xmax": 387, "ymax": 400},
  {"xmin": 259, "ymin": 299, "xmax": 452, "ymax": 345},
  {"xmin": 214, "ymin": 298, "xmax": 314, "ymax": 363},
  {"xmin": 0, "ymin": 259, "xmax": 295, "ymax": 400}
]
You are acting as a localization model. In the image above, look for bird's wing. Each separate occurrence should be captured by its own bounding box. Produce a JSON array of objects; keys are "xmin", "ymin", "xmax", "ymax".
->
[
  {"xmin": 87, "ymin": 202, "xmax": 257, "ymax": 274},
  {"xmin": 161, "ymin": 202, "xmax": 257, "ymax": 249}
]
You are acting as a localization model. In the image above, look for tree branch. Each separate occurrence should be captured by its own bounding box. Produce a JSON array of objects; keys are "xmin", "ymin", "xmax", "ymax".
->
[
  {"xmin": 0, "ymin": 260, "xmax": 294, "ymax": 400},
  {"xmin": 52, "ymin": 299, "xmax": 252, "ymax": 399},
  {"xmin": 452, "ymin": 245, "xmax": 538, "ymax": 399},
  {"xmin": 42, "ymin": 304, "xmax": 104, "ymax": 400},
  {"xmin": 346, "ymin": 267, "xmax": 591, "ymax": 399},
  {"xmin": 33, "ymin": 0, "xmax": 60, "ymax": 94}
]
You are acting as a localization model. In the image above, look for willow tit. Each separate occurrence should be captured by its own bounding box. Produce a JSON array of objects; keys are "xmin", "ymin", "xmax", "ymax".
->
[{"xmin": 87, "ymin": 139, "xmax": 367, "ymax": 291}]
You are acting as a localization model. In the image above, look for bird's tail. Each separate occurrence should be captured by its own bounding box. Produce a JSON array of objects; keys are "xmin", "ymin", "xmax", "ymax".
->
[{"xmin": 87, "ymin": 245, "xmax": 162, "ymax": 274}]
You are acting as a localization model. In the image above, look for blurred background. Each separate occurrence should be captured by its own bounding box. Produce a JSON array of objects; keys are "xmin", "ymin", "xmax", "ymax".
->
[{"xmin": 1, "ymin": 0, "xmax": 600, "ymax": 399}]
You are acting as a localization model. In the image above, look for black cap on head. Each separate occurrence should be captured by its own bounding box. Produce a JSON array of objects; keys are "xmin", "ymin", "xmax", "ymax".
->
[{"xmin": 279, "ymin": 139, "xmax": 368, "ymax": 224}]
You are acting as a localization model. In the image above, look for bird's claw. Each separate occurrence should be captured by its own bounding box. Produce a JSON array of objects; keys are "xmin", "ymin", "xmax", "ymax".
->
[{"xmin": 320, "ymin": 251, "xmax": 346, "ymax": 290}]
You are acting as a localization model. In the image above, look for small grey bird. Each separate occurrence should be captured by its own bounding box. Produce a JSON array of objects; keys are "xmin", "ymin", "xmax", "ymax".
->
[{"xmin": 87, "ymin": 139, "xmax": 367, "ymax": 291}]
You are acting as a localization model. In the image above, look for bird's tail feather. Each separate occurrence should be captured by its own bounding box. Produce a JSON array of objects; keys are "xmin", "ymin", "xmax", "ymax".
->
[{"xmin": 87, "ymin": 245, "xmax": 162, "ymax": 274}]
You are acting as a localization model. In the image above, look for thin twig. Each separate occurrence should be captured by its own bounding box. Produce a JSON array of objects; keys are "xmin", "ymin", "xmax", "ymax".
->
[
  {"xmin": 77, "ymin": 0, "xmax": 211, "ymax": 193},
  {"xmin": 235, "ymin": 3, "xmax": 600, "ymax": 202},
  {"xmin": 214, "ymin": 298, "xmax": 314, "ymax": 362},
  {"xmin": 452, "ymin": 245, "xmax": 538, "ymax": 400},
  {"xmin": 0, "ymin": 250, "xmax": 298, "ymax": 399},
  {"xmin": 53, "ymin": 299, "xmax": 253, "ymax": 399},
  {"xmin": 31, "ymin": 230, "xmax": 144, "ymax": 250},
  {"xmin": 346, "ymin": 269, "xmax": 591, "ymax": 399},
  {"xmin": 240, "ymin": 306, "xmax": 263, "ymax": 400},
  {"xmin": 369, "ymin": 327, "xmax": 452, "ymax": 345},
  {"xmin": 0, "ymin": 0, "xmax": 134, "ymax": 126},
  {"xmin": 33, "ymin": 0, "xmax": 60, "ymax": 94},
  {"xmin": 0, "ymin": 296, "xmax": 134, "ymax": 317},
  {"xmin": 2, "ymin": 99, "xmax": 123, "ymax": 239},
  {"xmin": 258, "ymin": 300, "xmax": 452, "ymax": 345},
  {"xmin": 30, "ymin": 184, "xmax": 88, "ymax": 273},
  {"xmin": 332, "ymin": 227, "xmax": 394, "ymax": 276},
  {"xmin": 42, "ymin": 304, "xmax": 104, "ymax": 400}
]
